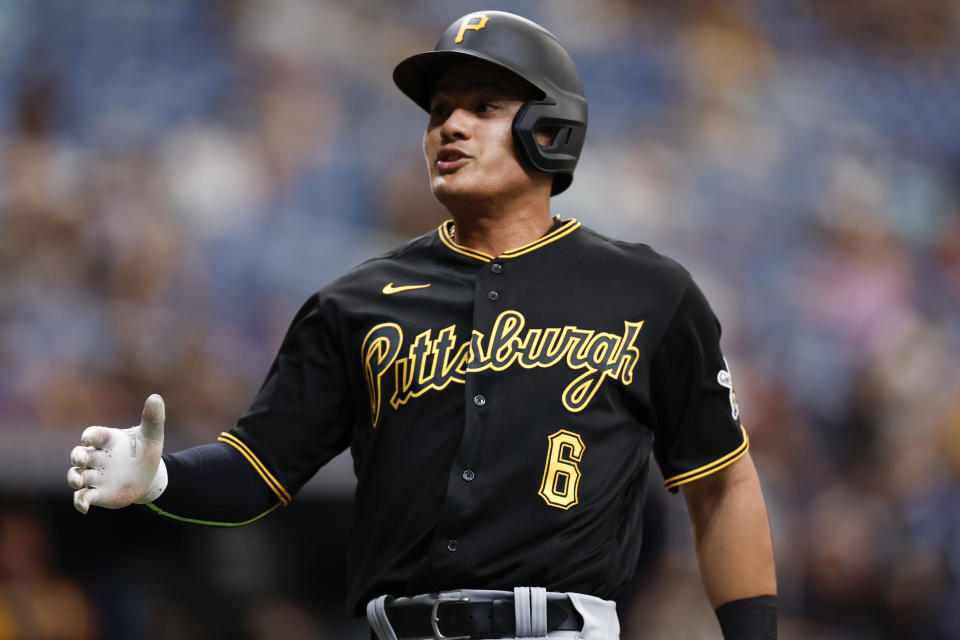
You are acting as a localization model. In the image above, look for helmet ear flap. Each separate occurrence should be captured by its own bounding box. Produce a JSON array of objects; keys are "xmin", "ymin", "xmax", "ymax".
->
[{"xmin": 513, "ymin": 99, "xmax": 587, "ymax": 194}]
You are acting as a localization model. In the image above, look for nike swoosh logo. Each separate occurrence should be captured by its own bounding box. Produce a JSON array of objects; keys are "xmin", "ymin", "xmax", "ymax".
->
[{"xmin": 382, "ymin": 282, "xmax": 432, "ymax": 295}]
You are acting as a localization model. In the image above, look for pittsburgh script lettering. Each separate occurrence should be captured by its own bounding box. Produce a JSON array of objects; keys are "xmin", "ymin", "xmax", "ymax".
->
[{"xmin": 361, "ymin": 310, "xmax": 644, "ymax": 426}]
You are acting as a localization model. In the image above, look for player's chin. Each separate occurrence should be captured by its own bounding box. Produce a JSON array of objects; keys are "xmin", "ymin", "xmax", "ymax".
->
[{"xmin": 430, "ymin": 174, "xmax": 477, "ymax": 202}]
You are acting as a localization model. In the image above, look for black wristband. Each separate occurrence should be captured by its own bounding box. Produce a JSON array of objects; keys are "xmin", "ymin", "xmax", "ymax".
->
[{"xmin": 715, "ymin": 595, "xmax": 777, "ymax": 639}]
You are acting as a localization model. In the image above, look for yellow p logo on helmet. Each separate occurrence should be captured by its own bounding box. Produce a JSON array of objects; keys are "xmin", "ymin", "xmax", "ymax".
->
[{"xmin": 455, "ymin": 13, "xmax": 489, "ymax": 43}]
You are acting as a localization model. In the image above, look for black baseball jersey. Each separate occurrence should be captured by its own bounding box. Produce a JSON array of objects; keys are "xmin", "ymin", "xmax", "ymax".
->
[{"xmin": 226, "ymin": 218, "xmax": 748, "ymax": 615}]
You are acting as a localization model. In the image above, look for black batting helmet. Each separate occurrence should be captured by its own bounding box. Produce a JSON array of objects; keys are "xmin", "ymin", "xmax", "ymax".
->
[{"xmin": 393, "ymin": 10, "xmax": 588, "ymax": 195}]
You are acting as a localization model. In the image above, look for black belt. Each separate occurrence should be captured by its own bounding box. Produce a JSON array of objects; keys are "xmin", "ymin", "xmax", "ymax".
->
[{"xmin": 384, "ymin": 596, "xmax": 583, "ymax": 639}]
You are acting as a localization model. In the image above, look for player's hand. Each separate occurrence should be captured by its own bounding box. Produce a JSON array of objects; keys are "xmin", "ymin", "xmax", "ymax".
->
[{"xmin": 67, "ymin": 394, "xmax": 168, "ymax": 514}]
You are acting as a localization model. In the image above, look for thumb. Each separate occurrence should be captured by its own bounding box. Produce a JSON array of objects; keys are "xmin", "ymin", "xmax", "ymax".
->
[{"xmin": 139, "ymin": 394, "xmax": 165, "ymax": 441}]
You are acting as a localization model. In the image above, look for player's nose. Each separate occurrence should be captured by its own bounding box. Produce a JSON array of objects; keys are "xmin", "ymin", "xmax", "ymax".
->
[{"xmin": 440, "ymin": 106, "xmax": 472, "ymax": 141}]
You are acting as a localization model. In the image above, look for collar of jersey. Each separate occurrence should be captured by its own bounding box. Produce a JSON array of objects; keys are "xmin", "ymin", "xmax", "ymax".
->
[{"xmin": 438, "ymin": 218, "xmax": 581, "ymax": 262}]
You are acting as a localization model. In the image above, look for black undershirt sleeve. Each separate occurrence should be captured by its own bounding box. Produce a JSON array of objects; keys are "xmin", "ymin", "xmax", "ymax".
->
[{"xmin": 146, "ymin": 442, "xmax": 280, "ymax": 526}]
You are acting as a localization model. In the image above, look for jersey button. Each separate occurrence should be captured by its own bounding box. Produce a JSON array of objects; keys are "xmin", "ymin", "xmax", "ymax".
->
[
  {"xmin": 487, "ymin": 290, "xmax": 500, "ymax": 301},
  {"xmin": 490, "ymin": 263, "xmax": 503, "ymax": 274},
  {"xmin": 462, "ymin": 469, "xmax": 475, "ymax": 482},
  {"xmin": 473, "ymin": 394, "xmax": 486, "ymax": 407},
  {"xmin": 447, "ymin": 539, "xmax": 460, "ymax": 552}
]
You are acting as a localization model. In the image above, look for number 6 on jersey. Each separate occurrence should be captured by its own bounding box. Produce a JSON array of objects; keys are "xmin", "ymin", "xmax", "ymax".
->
[{"xmin": 538, "ymin": 429, "xmax": 585, "ymax": 509}]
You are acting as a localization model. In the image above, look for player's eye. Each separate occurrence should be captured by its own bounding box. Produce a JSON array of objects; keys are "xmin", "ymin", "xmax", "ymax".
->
[
  {"xmin": 475, "ymin": 102, "xmax": 496, "ymax": 113},
  {"xmin": 429, "ymin": 102, "xmax": 449, "ymax": 119}
]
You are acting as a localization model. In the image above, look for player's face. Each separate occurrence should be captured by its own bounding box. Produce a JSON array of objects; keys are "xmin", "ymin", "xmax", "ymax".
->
[{"xmin": 424, "ymin": 61, "xmax": 550, "ymax": 207}]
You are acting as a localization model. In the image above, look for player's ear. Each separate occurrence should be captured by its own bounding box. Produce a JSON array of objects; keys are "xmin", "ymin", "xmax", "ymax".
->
[{"xmin": 535, "ymin": 126, "xmax": 560, "ymax": 148}]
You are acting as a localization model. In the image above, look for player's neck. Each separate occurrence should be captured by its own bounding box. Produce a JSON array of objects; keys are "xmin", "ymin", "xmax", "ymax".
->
[{"xmin": 447, "ymin": 197, "xmax": 554, "ymax": 258}]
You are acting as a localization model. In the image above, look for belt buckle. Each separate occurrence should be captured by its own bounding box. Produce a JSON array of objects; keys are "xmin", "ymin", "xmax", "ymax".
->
[{"xmin": 431, "ymin": 595, "xmax": 470, "ymax": 640}]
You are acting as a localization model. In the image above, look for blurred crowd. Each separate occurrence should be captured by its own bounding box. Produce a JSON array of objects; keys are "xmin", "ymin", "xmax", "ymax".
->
[{"xmin": 1, "ymin": 0, "xmax": 959, "ymax": 638}]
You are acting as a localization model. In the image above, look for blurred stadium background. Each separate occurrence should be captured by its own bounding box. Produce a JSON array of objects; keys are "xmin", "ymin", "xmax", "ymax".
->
[{"xmin": 1, "ymin": 0, "xmax": 959, "ymax": 638}]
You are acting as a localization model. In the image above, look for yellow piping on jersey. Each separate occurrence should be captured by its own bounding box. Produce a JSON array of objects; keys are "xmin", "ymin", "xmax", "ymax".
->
[
  {"xmin": 437, "ymin": 218, "xmax": 580, "ymax": 262},
  {"xmin": 500, "ymin": 219, "xmax": 580, "ymax": 257},
  {"xmin": 218, "ymin": 432, "xmax": 292, "ymax": 504},
  {"xmin": 662, "ymin": 425, "xmax": 749, "ymax": 492},
  {"xmin": 439, "ymin": 222, "xmax": 493, "ymax": 261}
]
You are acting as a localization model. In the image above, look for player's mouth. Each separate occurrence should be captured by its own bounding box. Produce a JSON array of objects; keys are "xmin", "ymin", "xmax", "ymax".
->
[{"xmin": 436, "ymin": 147, "xmax": 471, "ymax": 173}]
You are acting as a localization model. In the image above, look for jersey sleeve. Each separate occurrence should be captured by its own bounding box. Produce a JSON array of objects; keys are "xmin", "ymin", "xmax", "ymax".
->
[
  {"xmin": 223, "ymin": 292, "xmax": 356, "ymax": 503},
  {"xmin": 650, "ymin": 280, "xmax": 749, "ymax": 493}
]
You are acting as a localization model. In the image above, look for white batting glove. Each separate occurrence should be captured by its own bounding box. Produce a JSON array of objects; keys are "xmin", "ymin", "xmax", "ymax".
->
[{"xmin": 67, "ymin": 394, "xmax": 168, "ymax": 514}]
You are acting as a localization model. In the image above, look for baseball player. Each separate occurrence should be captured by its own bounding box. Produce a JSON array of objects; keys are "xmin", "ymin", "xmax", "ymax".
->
[{"xmin": 67, "ymin": 11, "xmax": 776, "ymax": 640}]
